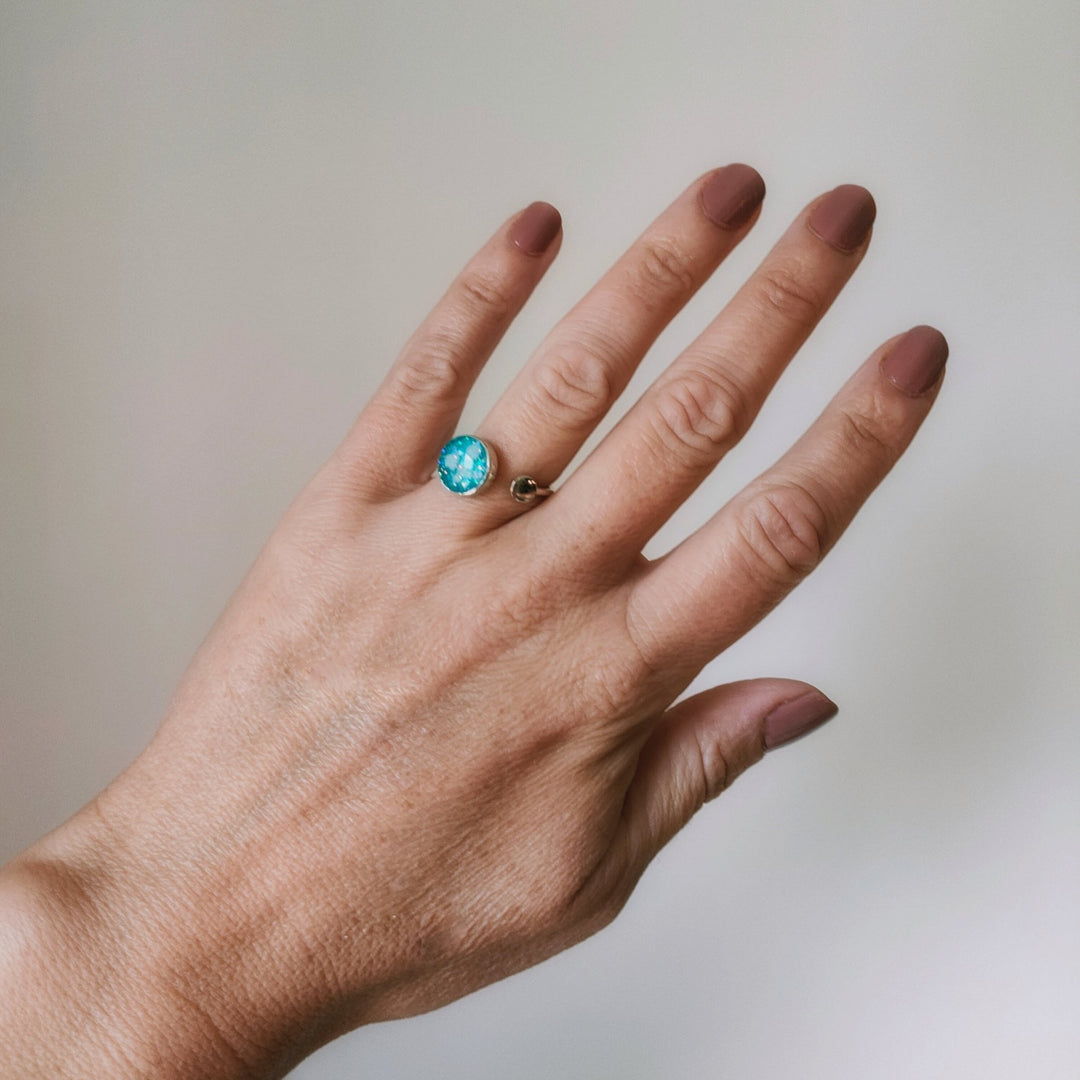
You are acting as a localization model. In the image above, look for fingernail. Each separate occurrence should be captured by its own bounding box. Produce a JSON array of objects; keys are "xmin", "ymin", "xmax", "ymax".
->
[
  {"xmin": 881, "ymin": 324, "xmax": 949, "ymax": 396},
  {"xmin": 700, "ymin": 163, "xmax": 766, "ymax": 229},
  {"xmin": 763, "ymin": 691, "xmax": 838, "ymax": 751},
  {"xmin": 808, "ymin": 184, "xmax": 876, "ymax": 252},
  {"xmin": 510, "ymin": 201, "xmax": 561, "ymax": 256}
]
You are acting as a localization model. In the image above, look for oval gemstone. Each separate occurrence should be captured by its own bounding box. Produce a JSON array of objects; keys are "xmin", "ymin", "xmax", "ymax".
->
[{"xmin": 437, "ymin": 435, "xmax": 492, "ymax": 494}]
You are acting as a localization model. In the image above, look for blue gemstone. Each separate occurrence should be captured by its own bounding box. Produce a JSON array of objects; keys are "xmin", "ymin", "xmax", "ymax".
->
[{"xmin": 437, "ymin": 435, "xmax": 493, "ymax": 494}]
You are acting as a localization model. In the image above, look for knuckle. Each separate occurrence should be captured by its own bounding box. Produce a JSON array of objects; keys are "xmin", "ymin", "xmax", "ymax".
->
[
  {"xmin": 394, "ymin": 333, "xmax": 467, "ymax": 405},
  {"xmin": 531, "ymin": 349, "xmax": 615, "ymax": 427},
  {"xmin": 755, "ymin": 262, "xmax": 825, "ymax": 326},
  {"xmin": 651, "ymin": 367, "xmax": 748, "ymax": 457},
  {"xmin": 836, "ymin": 402, "xmax": 894, "ymax": 460},
  {"xmin": 455, "ymin": 269, "xmax": 513, "ymax": 320},
  {"xmin": 630, "ymin": 237, "xmax": 699, "ymax": 304},
  {"xmin": 696, "ymin": 730, "xmax": 731, "ymax": 804},
  {"xmin": 737, "ymin": 481, "xmax": 830, "ymax": 586}
]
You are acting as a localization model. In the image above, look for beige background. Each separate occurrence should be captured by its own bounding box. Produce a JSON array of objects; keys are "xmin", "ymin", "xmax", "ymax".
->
[{"xmin": 2, "ymin": 1, "xmax": 1078, "ymax": 1077}]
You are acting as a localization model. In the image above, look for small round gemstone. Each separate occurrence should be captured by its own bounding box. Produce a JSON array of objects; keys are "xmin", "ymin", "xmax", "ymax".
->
[
  {"xmin": 437, "ymin": 435, "xmax": 493, "ymax": 495},
  {"xmin": 510, "ymin": 476, "xmax": 538, "ymax": 502}
]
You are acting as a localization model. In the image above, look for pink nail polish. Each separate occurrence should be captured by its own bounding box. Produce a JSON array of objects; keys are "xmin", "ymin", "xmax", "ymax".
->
[
  {"xmin": 880, "ymin": 325, "xmax": 949, "ymax": 396},
  {"xmin": 763, "ymin": 691, "xmax": 838, "ymax": 750},
  {"xmin": 807, "ymin": 185, "xmax": 877, "ymax": 252},
  {"xmin": 700, "ymin": 164, "xmax": 766, "ymax": 230},
  {"xmin": 510, "ymin": 201, "xmax": 561, "ymax": 256}
]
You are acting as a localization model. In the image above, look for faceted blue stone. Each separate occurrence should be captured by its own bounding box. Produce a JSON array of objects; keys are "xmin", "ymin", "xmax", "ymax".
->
[{"xmin": 437, "ymin": 435, "xmax": 492, "ymax": 494}]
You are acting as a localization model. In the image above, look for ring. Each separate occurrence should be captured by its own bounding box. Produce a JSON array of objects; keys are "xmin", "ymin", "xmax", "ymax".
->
[{"xmin": 435, "ymin": 435, "xmax": 552, "ymax": 504}]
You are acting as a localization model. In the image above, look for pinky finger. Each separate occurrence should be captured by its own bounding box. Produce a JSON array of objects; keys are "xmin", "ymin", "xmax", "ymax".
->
[{"xmin": 336, "ymin": 201, "xmax": 563, "ymax": 498}]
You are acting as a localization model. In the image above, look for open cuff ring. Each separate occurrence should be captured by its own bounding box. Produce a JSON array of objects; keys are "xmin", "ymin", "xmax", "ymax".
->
[{"xmin": 435, "ymin": 435, "xmax": 552, "ymax": 505}]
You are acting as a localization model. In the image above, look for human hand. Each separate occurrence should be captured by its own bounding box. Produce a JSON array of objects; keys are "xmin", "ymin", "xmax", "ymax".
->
[{"xmin": 0, "ymin": 165, "xmax": 947, "ymax": 1078}]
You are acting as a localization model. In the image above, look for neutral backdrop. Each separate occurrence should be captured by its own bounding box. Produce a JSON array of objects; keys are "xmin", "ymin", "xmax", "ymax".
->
[{"xmin": 2, "ymin": 2, "xmax": 1078, "ymax": 1077}]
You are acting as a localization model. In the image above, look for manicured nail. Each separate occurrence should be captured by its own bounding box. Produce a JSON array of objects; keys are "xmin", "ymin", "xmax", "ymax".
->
[
  {"xmin": 881, "ymin": 324, "xmax": 949, "ymax": 396},
  {"xmin": 763, "ymin": 691, "xmax": 839, "ymax": 750},
  {"xmin": 700, "ymin": 163, "xmax": 766, "ymax": 229},
  {"xmin": 808, "ymin": 184, "xmax": 876, "ymax": 252},
  {"xmin": 510, "ymin": 201, "xmax": 562, "ymax": 256}
]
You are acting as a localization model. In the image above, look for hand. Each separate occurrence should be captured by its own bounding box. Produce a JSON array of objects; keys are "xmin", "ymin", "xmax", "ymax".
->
[{"xmin": 0, "ymin": 165, "xmax": 947, "ymax": 1079}]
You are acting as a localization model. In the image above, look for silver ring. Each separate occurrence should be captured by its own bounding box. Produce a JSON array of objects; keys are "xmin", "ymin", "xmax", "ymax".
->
[{"xmin": 435, "ymin": 435, "xmax": 552, "ymax": 505}]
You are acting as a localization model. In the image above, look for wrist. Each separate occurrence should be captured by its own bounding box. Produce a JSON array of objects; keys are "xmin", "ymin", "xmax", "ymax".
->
[
  {"xmin": 1, "ymin": 820, "xmax": 239, "ymax": 1078},
  {"xmin": 0, "ymin": 787, "xmax": 332, "ymax": 1080}
]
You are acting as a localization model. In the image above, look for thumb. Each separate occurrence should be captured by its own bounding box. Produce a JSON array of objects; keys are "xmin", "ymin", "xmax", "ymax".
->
[{"xmin": 618, "ymin": 678, "xmax": 838, "ymax": 874}]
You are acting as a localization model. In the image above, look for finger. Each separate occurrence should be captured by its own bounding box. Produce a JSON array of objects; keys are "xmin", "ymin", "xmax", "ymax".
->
[
  {"xmin": 613, "ymin": 679, "xmax": 838, "ymax": 877},
  {"xmin": 554, "ymin": 184, "xmax": 877, "ymax": 562},
  {"xmin": 335, "ymin": 201, "xmax": 563, "ymax": 499},
  {"xmin": 627, "ymin": 326, "xmax": 949, "ymax": 675},
  {"xmin": 421, "ymin": 165, "xmax": 766, "ymax": 530}
]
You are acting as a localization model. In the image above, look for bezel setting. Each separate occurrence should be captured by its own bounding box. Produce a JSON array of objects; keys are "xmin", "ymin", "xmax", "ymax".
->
[{"xmin": 436, "ymin": 435, "xmax": 498, "ymax": 496}]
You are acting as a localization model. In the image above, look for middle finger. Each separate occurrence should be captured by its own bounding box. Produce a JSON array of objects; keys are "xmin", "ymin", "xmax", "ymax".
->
[{"xmin": 552, "ymin": 183, "xmax": 877, "ymax": 560}]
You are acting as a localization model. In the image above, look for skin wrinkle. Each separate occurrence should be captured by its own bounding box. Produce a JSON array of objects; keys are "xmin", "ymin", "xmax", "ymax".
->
[
  {"xmin": 701, "ymin": 727, "xmax": 732, "ymax": 803},
  {"xmin": 8, "ymin": 860, "xmax": 199, "ymax": 1078}
]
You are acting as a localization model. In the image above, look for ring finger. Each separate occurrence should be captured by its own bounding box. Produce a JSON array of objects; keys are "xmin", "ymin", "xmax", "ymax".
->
[{"xmin": 424, "ymin": 164, "xmax": 767, "ymax": 529}]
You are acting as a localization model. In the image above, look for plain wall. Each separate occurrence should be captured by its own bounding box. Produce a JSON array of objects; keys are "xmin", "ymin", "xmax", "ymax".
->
[{"xmin": 2, "ymin": 2, "xmax": 1078, "ymax": 1077}]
